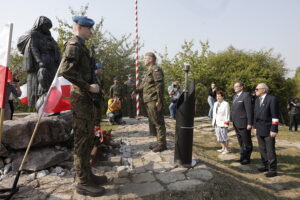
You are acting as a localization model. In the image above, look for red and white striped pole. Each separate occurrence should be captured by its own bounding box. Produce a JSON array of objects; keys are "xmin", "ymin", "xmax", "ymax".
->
[{"xmin": 135, "ymin": 0, "xmax": 140, "ymax": 118}]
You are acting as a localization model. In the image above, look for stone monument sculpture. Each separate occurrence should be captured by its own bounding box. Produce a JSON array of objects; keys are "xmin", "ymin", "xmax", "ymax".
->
[{"xmin": 18, "ymin": 16, "xmax": 60, "ymax": 108}]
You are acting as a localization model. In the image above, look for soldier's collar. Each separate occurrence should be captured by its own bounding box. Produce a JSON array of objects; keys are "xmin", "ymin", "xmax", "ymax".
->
[{"xmin": 76, "ymin": 35, "xmax": 85, "ymax": 44}]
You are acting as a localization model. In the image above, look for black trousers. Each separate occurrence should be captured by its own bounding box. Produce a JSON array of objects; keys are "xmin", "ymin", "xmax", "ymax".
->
[
  {"xmin": 289, "ymin": 114, "xmax": 298, "ymax": 131},
  {"xmin": 8, "ymin": 100, "xmax": 14, "ymax": 120},
  {"xmin": 257, "ymin": 134, "xmax": 277, "ymax": 172},
  {"xmin": 234, "ymin": 125, "xmax": 253, "ymax": 161}
]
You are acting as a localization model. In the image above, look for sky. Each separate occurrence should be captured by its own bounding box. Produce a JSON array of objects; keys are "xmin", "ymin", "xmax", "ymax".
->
[{"xmin": 0, "ymin": 0, "xmax": 299, "ymax": 77}]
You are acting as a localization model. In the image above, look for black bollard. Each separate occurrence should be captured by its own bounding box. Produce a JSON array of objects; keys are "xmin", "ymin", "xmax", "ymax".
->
[{"xmin": 174, "ymin": 78, "xmax": 195, "ymax": 167}]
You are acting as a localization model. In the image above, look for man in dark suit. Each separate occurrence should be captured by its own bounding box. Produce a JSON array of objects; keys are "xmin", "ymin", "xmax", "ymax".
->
[
  {"xmin": 231, "ymin": 81, "xmax": 253, "ymax": 165},
  {"xmin": 254, "ymin": 83, "xmax": 279, "ymax": 178}
]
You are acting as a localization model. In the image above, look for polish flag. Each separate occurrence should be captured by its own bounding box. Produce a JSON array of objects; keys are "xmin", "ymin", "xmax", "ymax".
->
[
  {"xmin": 19, "ymin": 84, "xmax": 28, "ymax": 105},
  {"xmin": 0, "ymin": 23, "xmax": 13, "ymax": 108},
  {"xmin": 38, "ymin": 76, "xmax": 72, "ymax": 115}
]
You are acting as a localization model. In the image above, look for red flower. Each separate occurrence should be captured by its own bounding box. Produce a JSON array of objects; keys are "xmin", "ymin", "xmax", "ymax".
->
[{"xmin": 94, "ymin": 126, "xmax": 100, "ymax": 131}]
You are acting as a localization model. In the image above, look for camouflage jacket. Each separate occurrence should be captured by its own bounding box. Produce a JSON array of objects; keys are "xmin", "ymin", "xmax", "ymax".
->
[
  {"xmin": 137, "ymin": 65, "xmax": 164, "ymax": 103},
  {"xmin": 109, "ymin": 83, "xmax": 123, "ymax": 98},
  {"xmin": 59, "ymin": 36, "xmax": 93, "ymax": 96},
  {"xmin": 124, "ymin": 79, "xmax": 136, "ymax": 97}
]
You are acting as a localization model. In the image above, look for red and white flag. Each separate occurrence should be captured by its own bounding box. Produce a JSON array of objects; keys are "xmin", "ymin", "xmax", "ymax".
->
[
  {"xmin": 19, "ymin": 84, "xmax": 28, "ymax": 105},
  {"xmin": 0, "ymin": 23, "xmax": 13, "ymax": 108},
  {"xmin": 37, "ymin": 75, "xmax": 72, "ymax": 116}
]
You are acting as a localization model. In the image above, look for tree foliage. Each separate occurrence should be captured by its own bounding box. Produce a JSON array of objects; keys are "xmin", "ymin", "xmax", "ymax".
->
[
  {"xmin": 292, "ymin": 67, "xmax": 300, "ymax": 98},
  {"xmin": 54, "ymin": 4, "xmax": 136, "ymax": 93},
  {"xmin": 160, "ymin": 40, "xmax": 295, "ymax": 119}
]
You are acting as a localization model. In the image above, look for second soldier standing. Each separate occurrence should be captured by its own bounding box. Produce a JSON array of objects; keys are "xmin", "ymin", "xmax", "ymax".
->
[
  {"xmin": 134, "ymin": 52, "xmax": 167, "ymax": 152},
  {"xmin": 124, "ymin": 74, "xmax": 136, "ymax": 118}
]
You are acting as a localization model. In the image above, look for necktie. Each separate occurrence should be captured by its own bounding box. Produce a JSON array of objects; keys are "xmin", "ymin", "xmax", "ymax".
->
[
  {"xmin": 233, "ymin": 95, "xmax": 239, "ymax": 103},
  {"xmin": 259, "ymin": 97, "xmax": 263, "ymax": 107}
]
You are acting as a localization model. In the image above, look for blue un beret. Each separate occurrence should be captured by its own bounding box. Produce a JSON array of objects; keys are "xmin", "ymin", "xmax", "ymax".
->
[
  {"xmin": 72, "ymin": 16, "xmax": 95, "ymax": 27},
  {"xmin": 127, "ymin": 73, "xmax": 133, "ymax": 77},
  {"xmin": 113, "ymin": 77, "xmax": 119, "ymax": 81}
]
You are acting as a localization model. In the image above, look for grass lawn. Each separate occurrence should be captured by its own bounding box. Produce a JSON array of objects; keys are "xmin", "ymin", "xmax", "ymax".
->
[{"xmin": 192, "ymin": 122, "xmax": 300, "ymax": 199}]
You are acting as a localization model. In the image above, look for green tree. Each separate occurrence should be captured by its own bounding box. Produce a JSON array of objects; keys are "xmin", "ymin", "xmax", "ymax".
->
[
  {"xmin": 293, "ymin": 67, "xmax": 300, "ymax": 98},
  {"xmin": 160, "ymin": 40, "xmax": 295, "ymax": 120},
  {"xmin": 54, "ymin": 4, "xmax": 136, "ymax": 94}
]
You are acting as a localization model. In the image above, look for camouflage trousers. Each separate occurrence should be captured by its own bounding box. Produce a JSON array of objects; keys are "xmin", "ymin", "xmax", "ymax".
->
[
  {"xmin": 71, "ymin": 93, "xmax": 95, "ymax": 184},
  {"xmin": 145, "ymin": 101, "xmax": 166, "ymax": 146},
  {"xmin": 125, "ymin": 97, "xmax": 136, "ymax": 118}
]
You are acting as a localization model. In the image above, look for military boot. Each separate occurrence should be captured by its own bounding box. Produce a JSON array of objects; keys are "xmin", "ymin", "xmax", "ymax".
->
[
  {"xmin": 90, "ymin": 173, "xmax": 108, "ymax": 185},
  {"xmin": 152, "ymin": 144, "xmax": 167, "ymax": 152},
  {"xmin": 76, "ymin": 182, "xmax": 105, "ymax": 197}
]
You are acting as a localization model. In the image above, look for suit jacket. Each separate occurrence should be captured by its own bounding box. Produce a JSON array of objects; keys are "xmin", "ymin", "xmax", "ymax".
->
[
  {"xmin": 212, "ymin": 101, "xmax": 230, "ymax": 127},
  {"xmin": 254, "ymin": 94, "xmax": 279, "ymax": 136},
  {"xmin": 231, "ymin": 91, "xmax": 253, "ymax": 128}
]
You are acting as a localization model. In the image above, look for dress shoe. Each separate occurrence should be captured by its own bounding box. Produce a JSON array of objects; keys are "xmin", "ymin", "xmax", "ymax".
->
[
  {"xmin": 90, "ymin": 173, "xmax": 108, "ymax": 185},
  {"xmin": 240, "ymin": 160, "xmax": 250, "ymax": 165},
  {"xmin": 257, "ymin": 167, "xmax": 268, "ymax": 172},
  {"xmin": 76, "ymin": 182, "xmax": 105, "ymax": 197},
  {"xmin": 152, "ymin": 145, "xmax": 167, "ymax": 152},
  {"xmin": 265, "ymin": 171, "xmax": 277, "ymax": 178}
]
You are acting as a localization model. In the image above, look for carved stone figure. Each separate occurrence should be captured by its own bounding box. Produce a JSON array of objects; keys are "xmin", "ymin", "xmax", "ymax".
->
[{"xmin": 20, "ymin": 16, "xmax": 60, "ymax": 107}]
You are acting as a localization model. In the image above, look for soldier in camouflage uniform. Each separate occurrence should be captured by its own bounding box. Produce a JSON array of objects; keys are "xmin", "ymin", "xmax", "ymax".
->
[
  {"xmin": 124, "ymin": 74, "xmax": 136, "ymax": 118},
  {"xmin": 109, "ymin": 77, "xmax": 123, "ymax": 99},
  {"xmin": 60, "ymin": 16, "xmax": 106, "ymax": 197},
  {"xmin": 134, "ymin": 52, "xmax": 167, "ymax": 152},
  {"xmin": 94, "ymin": 63, "xmax": 105, "ymax": 125}
]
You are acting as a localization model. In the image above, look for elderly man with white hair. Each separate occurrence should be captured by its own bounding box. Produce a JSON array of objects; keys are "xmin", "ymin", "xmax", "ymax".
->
[{"xmin": 253, "ymin": 83, "xmax": 279, "ymax": 178}]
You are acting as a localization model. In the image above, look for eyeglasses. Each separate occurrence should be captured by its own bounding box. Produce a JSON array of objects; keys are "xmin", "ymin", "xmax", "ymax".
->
[{"xmin": 255, "ymin": 88, "xmax": 263, "ymax": 91}]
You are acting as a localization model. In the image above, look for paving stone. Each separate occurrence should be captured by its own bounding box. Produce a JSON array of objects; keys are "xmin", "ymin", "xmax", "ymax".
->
[
  {"xmin": 132, "ymin": 166, "xmax": 147, "ymax": 174},
  {"xmin": 167, "ymin": 179, "xmax": 204, "ymax": 191},
  {"xmin": 47, "ymin": 184, "xmax": 73, "ymax": 200},
  {"xmin": 109, "ymin": 156, "xmax": 122, "ymax": 165},
  {"xmin": 186, "ymin": 169, "xmax": 214, "ymax": 181},
  {"xmin": 119, "ymin": 182, "xmax": 165, "ymax": 198},
  {"xmin": 170, "ymin": 167, "xmax": 188, "ymax": 173},
  {"xmin": 144, "ymin": 162, "xmax": 166, "ymax": 173},
  {"xmin": 160, "ymin": 161, "xmax": 176, "ymax": 171},
  {"xmin": 194, "ymin": 164, "xmax": 208, "ymax": 169},
  {"xmin": 132, "ymin": 172, "xmax": 155, "ymax": 183},
  {"xmin": 132, "ymin": 158, "xmax": 144, "ymax": 167},
  {"xmin": 156, "ymin": 171, "xmax": 186, "ymax": 184},
  {"xmin": 113, "ymin": 177, "xmax": 131, "ymax": 184},
  {"xmin": 142, "ymin": 152, "xmax": 162, "ymax": 162}
]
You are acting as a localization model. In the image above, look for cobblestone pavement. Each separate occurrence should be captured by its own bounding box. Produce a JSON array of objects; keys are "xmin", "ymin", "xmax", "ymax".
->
[{"xmin": 0, "ymin": 117, "xmax": 214, "ymax": 200}]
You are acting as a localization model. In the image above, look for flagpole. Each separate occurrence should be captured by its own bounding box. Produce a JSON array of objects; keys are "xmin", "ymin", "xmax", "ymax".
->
[
  {"xmin": 11, "ymin": 52, "xmax": 65, "ymax": 191},
  {"xmin": 135, "ymin": 0, "xmax": 140, "ymax": 118}
]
